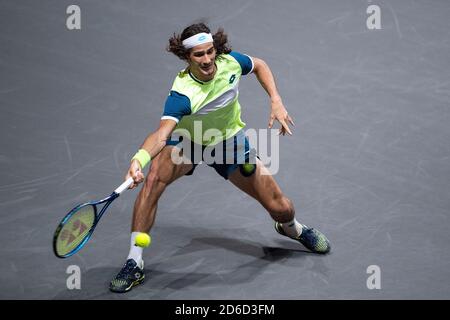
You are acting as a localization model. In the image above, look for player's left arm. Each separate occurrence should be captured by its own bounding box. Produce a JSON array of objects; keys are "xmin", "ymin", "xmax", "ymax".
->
[{"xmin": 251, "ymin": 56, "xmax": 294, "ymax": 136}]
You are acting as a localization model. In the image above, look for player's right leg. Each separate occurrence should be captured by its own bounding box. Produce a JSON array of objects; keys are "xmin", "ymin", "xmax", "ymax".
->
[
  {"xmin": 110, "ymin": 144, "xmax": 193, "ymax": 293},
  {"xmin": 130, "ymin": 144, "xmax": 194, "ymax": 234}
]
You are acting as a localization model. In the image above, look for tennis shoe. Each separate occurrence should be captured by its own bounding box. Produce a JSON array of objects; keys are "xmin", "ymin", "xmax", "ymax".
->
[
  {"xmin": 275, "ymin": 222, "xmax": 331, "ymax": 254},
  {"xmin": 109, "ymin": 259, "xmax": 145, "ymax": 293}
]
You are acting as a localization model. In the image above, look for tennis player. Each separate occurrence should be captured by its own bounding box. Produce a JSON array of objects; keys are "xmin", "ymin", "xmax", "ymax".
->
[{"xmin": 110, "ymin": 23, "xmax": 331, "ymax": 293}]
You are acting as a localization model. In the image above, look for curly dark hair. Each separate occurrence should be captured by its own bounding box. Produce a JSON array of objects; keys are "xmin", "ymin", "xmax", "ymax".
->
[{"xmin": 166, "ymin": 22, "xmax": 232, "ymax": 61}]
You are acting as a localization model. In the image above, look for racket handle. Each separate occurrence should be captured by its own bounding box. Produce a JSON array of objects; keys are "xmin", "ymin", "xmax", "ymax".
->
[{"xmin": 114, "ymin": 177, "xmax": 134, "ymax": 195}]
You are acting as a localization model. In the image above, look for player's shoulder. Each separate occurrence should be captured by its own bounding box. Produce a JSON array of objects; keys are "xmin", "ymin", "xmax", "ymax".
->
[
  {"xmin": 218, "ymin": 52, "xmax": 235, "ymax": 60},
  {"xmin": 219, "ymin": 51, "xmax": 247, "ymax": 63},
  {"xmin": 221, "ymin": 51, "xmax": 254, "ymax": 75},
  {"xmin": 171, "ymin": 68, "xmax": 189, "ymax": 87},
  {"xmin": 174, "ymin": 68, "xmax": 189, "ymax": 80},
  {"xmin": 170, "ymin": 68, "xmax": 200, "ymax": 97},
  {"xmin": 217, "ymin": 51, "xmax": 247, "ymax": 70}
]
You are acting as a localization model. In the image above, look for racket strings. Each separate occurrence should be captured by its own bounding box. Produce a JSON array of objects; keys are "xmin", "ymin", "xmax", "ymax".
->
[{"xmin": 55, "ymin": 205, "xmax": 96, "ymax": 256}]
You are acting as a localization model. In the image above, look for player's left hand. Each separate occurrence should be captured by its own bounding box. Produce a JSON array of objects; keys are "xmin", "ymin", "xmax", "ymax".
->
[{"xmin": 268, "ymin": 98, "xmax": 295, "ymax": 136}]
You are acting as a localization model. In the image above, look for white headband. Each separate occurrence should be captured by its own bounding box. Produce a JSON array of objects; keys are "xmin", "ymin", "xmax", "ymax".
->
[{"xmin": 182, "ymin": 32, "xmax": 213, "ymax": 49}]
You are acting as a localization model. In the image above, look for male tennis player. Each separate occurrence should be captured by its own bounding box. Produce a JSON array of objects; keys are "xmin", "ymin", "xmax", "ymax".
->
[{"xmin": 110, "ymin": 23, "xmax": 331, "ymax": 293}]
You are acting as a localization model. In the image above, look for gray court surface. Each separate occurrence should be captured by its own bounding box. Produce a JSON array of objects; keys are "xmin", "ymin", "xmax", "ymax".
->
[{"xmin": 1, "ymin": 0, "xmax": 449, "ymax": 300}]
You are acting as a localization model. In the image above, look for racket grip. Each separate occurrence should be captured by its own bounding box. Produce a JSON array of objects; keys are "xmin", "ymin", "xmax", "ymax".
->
[{"xmin": 114, "ymin": 177, "xmax": 134, "ymax": 194}]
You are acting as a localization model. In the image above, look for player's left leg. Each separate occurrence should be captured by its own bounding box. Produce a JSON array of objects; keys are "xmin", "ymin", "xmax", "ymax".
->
[{"xmin": 228, "ymin": 159, "xmax": 331, "ymax": 254}]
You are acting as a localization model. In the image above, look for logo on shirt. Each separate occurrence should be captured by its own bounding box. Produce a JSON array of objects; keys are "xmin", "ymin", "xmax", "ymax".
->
[{"xmin": 229, "ymin": 74, "xmax": 236, "ymax": 84}]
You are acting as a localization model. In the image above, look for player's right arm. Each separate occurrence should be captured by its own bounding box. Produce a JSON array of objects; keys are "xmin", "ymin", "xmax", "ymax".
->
[
  {"xmin": 127, "ymin": 90, "xmax": 191, "ymax": 189},
  {"xmin": 127, "ymin": 119, "xmax": 177, "ymax": 189}
]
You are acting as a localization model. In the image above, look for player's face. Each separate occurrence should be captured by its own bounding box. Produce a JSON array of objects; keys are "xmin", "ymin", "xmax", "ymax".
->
[{"xmin": 188, "ymin": 42, "xmax": 216, "ymax": 81}]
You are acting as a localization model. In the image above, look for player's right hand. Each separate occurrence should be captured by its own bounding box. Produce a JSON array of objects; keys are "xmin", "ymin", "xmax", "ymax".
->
[{"xmin": 126, "ymin": 159, "xmax": 145, "ymax": 189}]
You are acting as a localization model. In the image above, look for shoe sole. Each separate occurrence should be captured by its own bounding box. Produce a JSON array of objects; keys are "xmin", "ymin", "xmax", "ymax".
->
[{"xmin": 109, "ymin": 274, "xmax": 145, "ymax": 293}]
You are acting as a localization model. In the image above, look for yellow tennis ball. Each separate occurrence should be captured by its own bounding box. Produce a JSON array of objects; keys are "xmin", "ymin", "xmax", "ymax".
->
[
  {"xmin": 240, "ymin": 163, "xmax": 256, "ymax": 177},
  {"xmin": 135, "ymin": 233, "xmax": 151, "ymax": 248},
  {"xmin": 242, "ymin": 163, "xmax": 255, "ymax": 173}
]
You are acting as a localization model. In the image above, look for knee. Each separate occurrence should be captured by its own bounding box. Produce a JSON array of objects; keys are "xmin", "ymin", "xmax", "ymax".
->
[
  {"xmin": 142, "ymin": 168, "xmax": 163, "ymax": 195},
  {"xmin": 145, "ymin": 170, "xmax": 160, "ymax": 187},
  {"xmin": 268, "ymin": 196, "xmax": 295, "ymax": 222}
]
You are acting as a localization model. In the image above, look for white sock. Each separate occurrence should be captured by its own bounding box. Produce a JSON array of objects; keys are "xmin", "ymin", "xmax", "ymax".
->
[
  {"xmin": 127, "ymin": 232, "xmax": 144, "ymax": 268},
  {"xmin": 280, "ymin": 218, "xmax": 303, "ymax": 238}
]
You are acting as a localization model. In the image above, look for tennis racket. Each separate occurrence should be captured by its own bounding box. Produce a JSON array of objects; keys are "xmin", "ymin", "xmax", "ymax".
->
[{"xmin": 53, "ymin": 177, "xmax": 134, "ymax": 258}]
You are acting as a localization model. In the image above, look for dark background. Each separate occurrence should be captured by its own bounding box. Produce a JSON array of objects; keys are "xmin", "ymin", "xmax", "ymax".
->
[{"xmin": 0, "ymin": 0, "xmax": 449, "ymax": 299}]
